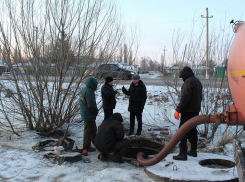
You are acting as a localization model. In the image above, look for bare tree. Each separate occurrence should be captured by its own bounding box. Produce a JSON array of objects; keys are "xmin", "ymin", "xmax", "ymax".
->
[
  {"xmin": 0, "ymin": 0, "xmax": 124, "ymax": 136},
  {"xmin": 119, "ymin": 26, "xmax": 141, "ymax": 65},
  {"xmin": 164, "ymin": 18, "xmax": 234, "ymax": 143}
]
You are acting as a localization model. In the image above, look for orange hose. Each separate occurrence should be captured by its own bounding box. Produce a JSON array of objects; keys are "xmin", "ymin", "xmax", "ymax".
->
[{"xmin": 137, "ymin": 115, "xmax": 207, "ymax": 166}]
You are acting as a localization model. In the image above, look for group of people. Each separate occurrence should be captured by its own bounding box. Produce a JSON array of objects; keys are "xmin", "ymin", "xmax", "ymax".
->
[
  {"xmin": 79, "ymin": 66, "xmax": 202, "ymax": 163},
  {"xmin": 79, "ymin": 74, "xmax": 147, "ymax": 162}
]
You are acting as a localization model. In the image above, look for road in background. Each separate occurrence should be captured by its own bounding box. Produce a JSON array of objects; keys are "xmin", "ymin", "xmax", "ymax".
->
[
  {"xmin": 116, "ymin": 74, "xmax": 228, "ymax": 88},
  {"xmin": 0, "ymin": 73, "xmax": 228, "ymax": 88}
]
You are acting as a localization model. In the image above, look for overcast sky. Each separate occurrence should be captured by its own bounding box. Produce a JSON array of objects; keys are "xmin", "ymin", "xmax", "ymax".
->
[{"xmin": 117, "ymin": 0, "xmax": 245, "ymax": 64}]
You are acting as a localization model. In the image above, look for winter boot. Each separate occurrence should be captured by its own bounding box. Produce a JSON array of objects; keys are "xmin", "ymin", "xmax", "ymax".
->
[
  {"xmin": 187, "ymin": 143, "xmax": 197, "ymax": 157},
  {"xmin": 98, "ymin": 152, "xmax": 108, "ymax": 161},
  {"xmin": 136, "ymin": 130, "xmax": 141, "ymax": 135},
  {"xmin": 127, "ymin": 131, "xmax": 134, "ymax": 136},
  {"xmin": 111, "ymin": 156, "xmax": 124, "ymax": 163},
  {"xmin": 111, "ymin": 150, "xmax": 124, "ymax": 163},
  {"xmin": 173, "ymin": 146, "xmax": 187, "ymax": 161},
  {"xmin": 86, "ymin": 146, "xmax": 96, "ymax": 152},
  {"xmin": 110, "ymin": 140, "xmax": 130, "ymax": 163}
]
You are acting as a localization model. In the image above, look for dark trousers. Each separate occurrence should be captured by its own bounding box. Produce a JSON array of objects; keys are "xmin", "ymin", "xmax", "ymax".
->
[
  {"xmin": 130, "ymin": 112, "xmax": 142, "ymax": 133},
  {"xmin": 100, "ymin": 139, "xmax": 131, "ymax": 160},
  {"xmin": 83, "ymin": 121, "xmax": 97, "ymax": 149},
  {"xmin": 103, "ymin": 109, "xmax": 113, "ymax": 121},
  {"xmin": 179, "ymin": 112, "xmax": 199, "ymax": 150}
]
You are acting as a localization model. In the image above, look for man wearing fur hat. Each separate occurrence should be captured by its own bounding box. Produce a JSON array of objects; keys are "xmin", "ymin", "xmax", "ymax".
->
[
  {"xmin": 122, "ymin": 74, "xmax": 147, "ymax": 136},
  {"xmin": 101, "ymin": 76, "xmax": 119, "ymax": 121}
]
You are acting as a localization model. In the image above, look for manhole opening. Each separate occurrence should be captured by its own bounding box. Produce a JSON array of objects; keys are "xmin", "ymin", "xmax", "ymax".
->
[
  {"xmin": 124, "ymin": 138, "xmax": 164, "ymax": 159},
  {"xmin": 199, "ymin": 159, "xmax": 235, "ymax": 169}
]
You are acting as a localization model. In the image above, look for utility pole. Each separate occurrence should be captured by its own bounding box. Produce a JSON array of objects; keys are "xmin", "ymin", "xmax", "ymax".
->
[
  {"xmin": 33, "ymin": 26, "xmax": 38, "ymax": 73},
  {"xmin": 201, "ymin": 8, "xmax": 213, "ymax": 79},
  {"xmin": 33, "ymin": 26, "xmax": 38, "ymax": 50},
  {"xmin": 162, "ymin": 46, "xmax": 167, "ymax": 76},
  {"xmin": 182, "ymin": 44, "xmax": 187, "ymax": 67}
]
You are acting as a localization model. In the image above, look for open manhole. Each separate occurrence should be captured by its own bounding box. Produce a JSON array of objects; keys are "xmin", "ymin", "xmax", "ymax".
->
[
  {"xmin": 124, "ymin": 138, "xmax": 164, "ymax": 159},
  {"xmin": 199, "ymin": 159, "xmax": 235, "ymax": 169}
]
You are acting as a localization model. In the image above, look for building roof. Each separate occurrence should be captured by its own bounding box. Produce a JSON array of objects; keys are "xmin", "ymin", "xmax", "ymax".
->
[
  {"xmin": 215, "ymin": 62, "xmax": 226, "ymax": 68},
  {"xmin": 192, "ymin": 65, "xmax": 209, "ymax": 70},
  {"xmin": 167, "ymin": 65, "xmax": 181, "ymax": 70},
  {"xmin": 0, "ymin": 60, "xmax": 8, "ymax": 67}
]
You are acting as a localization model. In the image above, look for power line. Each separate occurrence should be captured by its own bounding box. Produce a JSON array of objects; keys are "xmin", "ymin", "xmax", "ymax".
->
[{"xmin": 205, "ymin": 0, "xmax": 244, "ymax": 19}]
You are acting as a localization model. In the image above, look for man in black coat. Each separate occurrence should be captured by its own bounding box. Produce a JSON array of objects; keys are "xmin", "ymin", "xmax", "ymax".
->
[
  {"xmin": 101, "ymin": 76, "xmax": 119, "ymax": 120},
  {"xmin": 122, "ymin": 74, "xmax": 147, "ymax": 136},
  {"xmin": 95, "ymin": 113, "xmax": 130, "ymax": 163},
  {"xmin": 173, "ymin": 67, "xmax": 203, "ymax": 161}
]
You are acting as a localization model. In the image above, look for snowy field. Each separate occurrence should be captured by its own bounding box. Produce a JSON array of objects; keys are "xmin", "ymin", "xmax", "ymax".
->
[{"xmin": 0, "ymin": 72, "xmax": 240, "ymax": 181}]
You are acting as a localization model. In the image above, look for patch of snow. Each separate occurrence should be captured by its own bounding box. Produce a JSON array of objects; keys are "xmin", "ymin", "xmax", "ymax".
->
[
  {"xmin": 0, "ymin": 80, "xmax": 240, "ymax": 182},
  {"xmin": 146, "ymin": 153, "xmax": 237, "ymax": 181}
]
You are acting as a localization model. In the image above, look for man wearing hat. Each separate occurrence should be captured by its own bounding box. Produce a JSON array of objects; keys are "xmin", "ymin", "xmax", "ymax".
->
[
  {"xmin": 122, "ymin": 74, "xmax": 147, "ymax": 135},
  {"xmin": 101, "ymin": 76, "xmax": 119, "ymax": 121}
]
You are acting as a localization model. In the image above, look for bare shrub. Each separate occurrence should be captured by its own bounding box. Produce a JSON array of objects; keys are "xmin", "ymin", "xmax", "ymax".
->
[
  {"xmin": 163, "ymin": 19, "xmax": 235, "ymax": 144},
  {"xmin": 0, "ymin": 0, "xmax": 124, "ymax": 136}
]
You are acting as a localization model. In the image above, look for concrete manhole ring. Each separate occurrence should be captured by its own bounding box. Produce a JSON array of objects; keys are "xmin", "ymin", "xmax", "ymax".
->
[{"xmin": 145, "ymin": 153, "xmax": 238, "ymax": 182}]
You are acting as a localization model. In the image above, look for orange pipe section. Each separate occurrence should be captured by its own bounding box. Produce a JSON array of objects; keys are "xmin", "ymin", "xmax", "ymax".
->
[
  {"xmin": 137, "ymin": 105, "xmax": 245, "ymax": 166},
  {"xmin": 137, "ymin": 115, "xmax": 207, "ymax": 166}
]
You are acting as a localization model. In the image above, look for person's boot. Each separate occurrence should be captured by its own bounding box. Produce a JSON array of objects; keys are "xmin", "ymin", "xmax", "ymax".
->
[
  {"xmin": 127, "ymin": 130, "xmax": 133, "ymax": 136},
  {"xmin": 136, "ymin": 130, "xmax": 141, "ymax": 135},
  {"xmin": 110, "ymin": 141, "xmax": 130, "ymax": 163},
  {"xmin": 86, "ymin": 146, "xmax": 96, "ymax": 152},
  {"xmin": 173, "ymin": 146, "xmax": 187, "ymax": 161},
  {"xmin": 111, "ymin": 156, "xmax": 124, "ymax": 163},
  {"xmin": 111, "ymin": 151, "xmax": 124, "ymax": 163},
  {"xmin": 187, "ymin": 143, "xmax": 197, "ymax": 157},
  {"xmin": 98, "ymin": 152, "xmax": 108, "ymax": 161}
]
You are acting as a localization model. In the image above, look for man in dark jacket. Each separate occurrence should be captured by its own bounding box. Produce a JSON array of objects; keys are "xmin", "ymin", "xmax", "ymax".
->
[
  {"xmin": 101, "ymin": 76, "xmax": 119, "ymax": 121},
  {"xmin": 95, "ymin": 113, "xmax": 130, "ymax": 163},
  {"xmin": 173, "ymin": 67, "xmax": 203, "ymax": 161},
  {"xmin": 79, "ymin": 77, "xmax": 99, "ymax": 152},
  {"xmin": 122, "ymin": 74, "xmax": 147, "ymax": 136}
]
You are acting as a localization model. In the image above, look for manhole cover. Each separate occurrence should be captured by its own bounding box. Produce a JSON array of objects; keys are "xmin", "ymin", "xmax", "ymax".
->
[{"xmin": 199, "ymin": 159, "xmax": 235, "ymax": 169}]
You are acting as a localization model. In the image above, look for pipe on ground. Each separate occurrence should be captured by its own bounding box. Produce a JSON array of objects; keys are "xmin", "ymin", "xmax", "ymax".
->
[
  {"xmin": 137, "ymin": 108, "xmax": 245, "ymax": 167},
  {"xmin": 137, "ymin": 115, "xmax": 207, "ymax": 166}
]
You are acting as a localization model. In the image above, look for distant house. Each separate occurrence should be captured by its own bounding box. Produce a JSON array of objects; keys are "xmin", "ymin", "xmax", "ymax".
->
[
  {"xmin": 12, "ymin": 62, "xmax": 42, "ymax": 75},
  {"xmin": 214, "ymin": 62, "xmax": 227, "ymax": 78},
  {"xmin": 192, "ymin": 65, "xmax": 209, "ymax": 76},
  {"xmin": 166, "ymin": 65, "xmax": 181, "ymax": 75},
  {"xmin": 12, "ymin": 62, "xmax": 31, "ymax": 75},
  {"xmin": 0, "ymin": 60, "xmax": 8, "ymax": 75}
]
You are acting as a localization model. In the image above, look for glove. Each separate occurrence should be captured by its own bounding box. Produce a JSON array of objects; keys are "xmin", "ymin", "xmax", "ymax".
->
[
  {"xmin": 122, "ymin": 86, "xmax": 126, "ymax": 92},
  {"xmin": 174, "ymin": 111, "xmax": 179, "ymax": 120}
]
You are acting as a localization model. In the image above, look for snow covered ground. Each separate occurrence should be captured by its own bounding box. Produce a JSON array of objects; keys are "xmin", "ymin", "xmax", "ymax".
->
[{"xmin": 0, "ymin": 72, "xmax": 240, "ymax": 181}]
